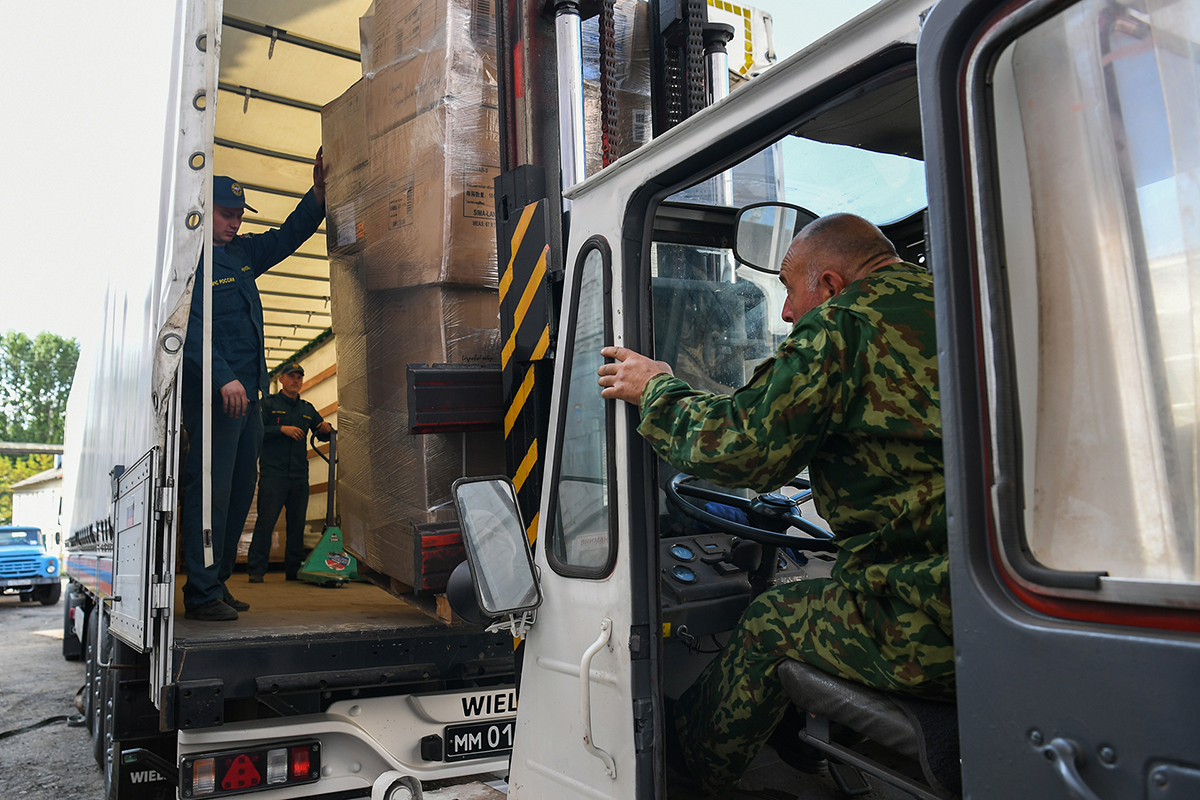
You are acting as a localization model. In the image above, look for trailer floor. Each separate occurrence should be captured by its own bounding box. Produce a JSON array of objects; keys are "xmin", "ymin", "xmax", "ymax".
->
[{"xmin": 172, "ymin": 572, "xmax": 452, "ymax": 643}]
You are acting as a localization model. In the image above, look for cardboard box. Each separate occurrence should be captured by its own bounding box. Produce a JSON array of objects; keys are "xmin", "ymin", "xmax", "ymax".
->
[
  {"xmin": 371, "ymin": 0, "xmax": 496, "ymax": 74},
  {"xmin": 338, "ymin": 408, "xmax": 505, "ymax": 586},
  {"xmin": 322, "ymin": 79, "xmax": 371, "ymax": 255},
  {"xmin": 368, "ymin": 47, "xmax": 498, "ymax": 135},
  {"xmin": 335, "ymin": 284, "xmax": 501, "ymax": 415},
  {"xmin": 363, "ymin": 103, "xmax": 500, "ymax": 290}
]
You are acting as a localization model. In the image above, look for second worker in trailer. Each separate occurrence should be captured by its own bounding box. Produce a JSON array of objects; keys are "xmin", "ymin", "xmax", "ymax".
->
[{"xmin": 248, "ymin": 361, "xmax": 332, "ymax": 583}]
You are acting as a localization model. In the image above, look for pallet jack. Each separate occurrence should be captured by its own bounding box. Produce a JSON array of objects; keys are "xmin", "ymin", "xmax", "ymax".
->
[{"xmin": 297, "ymin": 428, "xmax": 364, "ymax": 587}]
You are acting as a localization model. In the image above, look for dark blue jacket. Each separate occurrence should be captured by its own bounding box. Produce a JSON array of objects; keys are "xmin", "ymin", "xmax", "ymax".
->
[
  {"xmin": 259, "ymin": 391, "xmax": 331, "ymax": 480},
  {"xmin": 183, "ymin": 191, "xmax": 323, "ymax": 400}
]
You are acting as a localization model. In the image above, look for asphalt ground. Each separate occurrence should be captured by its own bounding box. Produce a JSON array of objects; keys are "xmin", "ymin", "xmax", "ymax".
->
[{"xmin": 0, "ymin": 587, "xmax": 104, "ymax": 798}]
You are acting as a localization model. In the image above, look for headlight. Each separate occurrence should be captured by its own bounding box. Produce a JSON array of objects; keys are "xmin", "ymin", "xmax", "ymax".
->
[{"xmin": 46, "ymin": 560, "xmax": 57, "ymax": 575}]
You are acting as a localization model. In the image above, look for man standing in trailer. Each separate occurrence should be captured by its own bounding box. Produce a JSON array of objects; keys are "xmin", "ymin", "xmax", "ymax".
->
[
  {"xmin": 247, "ymin": 361, "xmax": 331, "ymax": 583},
  {"xmin": 180, "ymin": 151, "xmax": 325, "ymax": 622}
]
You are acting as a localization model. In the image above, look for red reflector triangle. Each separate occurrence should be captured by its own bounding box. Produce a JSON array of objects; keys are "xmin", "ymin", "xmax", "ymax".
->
[{"xmin": 222, "ymin": 754, "xmax": 263, "ymax": 790}]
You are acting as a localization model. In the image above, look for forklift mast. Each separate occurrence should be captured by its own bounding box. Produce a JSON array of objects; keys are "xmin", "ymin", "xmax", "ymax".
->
[{"xmin": 492, "ymin": 0, "xmax": 732, "ymax": 532}]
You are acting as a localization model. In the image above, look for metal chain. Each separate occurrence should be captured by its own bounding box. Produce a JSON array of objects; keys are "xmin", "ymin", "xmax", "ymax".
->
[
  {"xmin": 686, "ymin": 0, "xmax": 706, "ymax": 116},
  {"xmin": 665, "ymin": 48, "xmax": 684, "ymax": 129},
  {"xmin": 599, "ymin": 0, "xmax": 620, "ymax": 166}
]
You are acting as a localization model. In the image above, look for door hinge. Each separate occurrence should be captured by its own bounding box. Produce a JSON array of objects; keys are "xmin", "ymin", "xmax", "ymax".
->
[
  {"xmin": 155, "ymin": 486, "xmax": 173, "ymax": 515},
  {"xmin": 150, "ymin": 582, "xmax": 172, "ymax": 611}
]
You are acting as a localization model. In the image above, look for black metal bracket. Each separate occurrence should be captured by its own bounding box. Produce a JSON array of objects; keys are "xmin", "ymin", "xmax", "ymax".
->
[{"xmin": 407, "ymin": 364, "xmax": 504, "ymax": 434}]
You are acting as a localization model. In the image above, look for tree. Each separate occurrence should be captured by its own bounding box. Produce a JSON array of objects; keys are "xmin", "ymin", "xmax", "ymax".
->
[
  {"xmin": 0, "ymin": 331, "xmax": 80, "ymax": 444},
  {"xmin": 0, "ymin": 453, "xmax": 54, "ymax": 525}
]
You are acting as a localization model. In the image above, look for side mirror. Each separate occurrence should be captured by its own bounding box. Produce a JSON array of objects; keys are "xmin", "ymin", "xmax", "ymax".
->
[
  {"xmin": 450, "ymin": 476, "xmax": 541, "ymax": 635},
  {"xmin": 733, "ymin": 202, "xmax": 818, "ymax": 274}
]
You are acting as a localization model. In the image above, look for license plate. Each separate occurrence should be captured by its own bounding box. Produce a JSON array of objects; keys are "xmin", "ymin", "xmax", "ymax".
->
[
  {"xmin": 443, "ymin": 718, "xmax": 516, "ymax": 762},
  {"xmin": 1, "ymin": 579, "xmax": 32, "ymax": 589}
]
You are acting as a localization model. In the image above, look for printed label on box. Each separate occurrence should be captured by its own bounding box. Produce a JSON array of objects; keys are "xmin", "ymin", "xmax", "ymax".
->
[
  {"xmin": 334, "ymin": 202, "xmax": 360, "ymax": 247},
  {"xmin": 388, "ymin": 178, "xmax": 416, "ymax": 229},
  {"xmin": 461, "ymin": 164, "xmax": 495, "ymax": 225}
]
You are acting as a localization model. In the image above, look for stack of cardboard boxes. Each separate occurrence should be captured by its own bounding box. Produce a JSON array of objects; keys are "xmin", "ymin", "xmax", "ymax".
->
[{"xmin": 322, "ymin": 0, "xmax": 504, "ymax": 591}]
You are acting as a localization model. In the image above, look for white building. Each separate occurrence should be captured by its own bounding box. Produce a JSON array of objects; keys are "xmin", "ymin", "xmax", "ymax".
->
[{"xmin": 11, "ymin": 461, "xmax": 64, "ymax": 557}]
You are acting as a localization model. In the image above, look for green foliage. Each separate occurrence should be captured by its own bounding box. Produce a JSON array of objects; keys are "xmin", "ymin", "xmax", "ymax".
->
[
  {"xmin": 0, "ymin": 331, "xmax": 80, "ymax": 444},
  {"xmin": 0, "ymin": 454, "xmax": 54, "ymax": 525}
]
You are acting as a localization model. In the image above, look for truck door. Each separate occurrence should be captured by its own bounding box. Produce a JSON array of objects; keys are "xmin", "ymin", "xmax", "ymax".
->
[
  {"xmin": 507, "ymin": 223, "xmax": 658, "ymax": 798},
  {"xmin": 921, "ymin": 0, "xmax": 1200, "ymax": 796}
]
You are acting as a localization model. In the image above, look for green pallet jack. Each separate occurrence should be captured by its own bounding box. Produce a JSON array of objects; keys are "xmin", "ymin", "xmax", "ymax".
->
[{"xmin": 297, "ymin": 428, "xmax": 364, "ymax": 587}]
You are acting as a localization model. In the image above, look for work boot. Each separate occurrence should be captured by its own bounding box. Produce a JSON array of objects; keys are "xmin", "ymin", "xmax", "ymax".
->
[
  {"xmin": 185, "ymin": 599, "xmax": 238, "ymax": 621},
  {"xmin": 223, "ymin": 592, "xmax": 250, "ymax": 612},
  {"xmin": 248, "ymin": 574, "xmax": 265, "ymax": 584}
]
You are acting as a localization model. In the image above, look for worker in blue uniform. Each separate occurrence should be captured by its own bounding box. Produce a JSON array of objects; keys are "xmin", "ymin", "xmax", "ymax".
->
[
  {"xmin": 246, "ymin": 361, "xmax": 332, "ymax": 583},
  {"xmin": 180, "ymin": 150, "xmax": 325, "ymax": 622}
]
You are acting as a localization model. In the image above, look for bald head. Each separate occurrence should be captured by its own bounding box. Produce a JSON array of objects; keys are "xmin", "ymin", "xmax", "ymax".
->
[{"xmin": 778, "ymin": 213, "xmax": 901, "ymax": 324}]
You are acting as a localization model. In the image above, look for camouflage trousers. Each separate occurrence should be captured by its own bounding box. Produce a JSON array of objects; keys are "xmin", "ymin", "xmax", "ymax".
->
[{"xmin": 673, "ymin": 578, "xmax": 955, "ymax": 793}]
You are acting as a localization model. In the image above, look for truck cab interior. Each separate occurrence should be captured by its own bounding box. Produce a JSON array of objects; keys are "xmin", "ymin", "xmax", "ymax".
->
[{"xmin": 645, "ymin": 62, "xmax": 955, "ymax": 798}]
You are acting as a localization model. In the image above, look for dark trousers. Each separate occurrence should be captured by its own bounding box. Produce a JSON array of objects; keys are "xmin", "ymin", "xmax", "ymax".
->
[
  {"xmin": 180, "ymin": 398, "xmax": 262, "ymax": 610},
  {"xmin": 247, "ymin": 475, "xmax": 309, "ymax": 577}
]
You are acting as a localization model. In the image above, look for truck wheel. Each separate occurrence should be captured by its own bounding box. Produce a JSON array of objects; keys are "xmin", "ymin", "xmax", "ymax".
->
[
  {"xmin": 62, "ymin": 582, "xmax": 84, "ymax": 660},
  {"xmin": 35, "ymin": 581, "xmax": 62, "ymax": 606}
]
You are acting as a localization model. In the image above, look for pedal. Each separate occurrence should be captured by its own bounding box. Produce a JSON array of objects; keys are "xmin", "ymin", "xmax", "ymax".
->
[{"xmin": 829, "ymin": 761, "xmax": 871, "ymax": 797}]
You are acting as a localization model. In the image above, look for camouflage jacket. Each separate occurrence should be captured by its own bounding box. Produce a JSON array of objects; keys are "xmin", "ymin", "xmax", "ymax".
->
[{"xmin": 638, "ymin": 263, "xmax": 950, "ymax": 633}]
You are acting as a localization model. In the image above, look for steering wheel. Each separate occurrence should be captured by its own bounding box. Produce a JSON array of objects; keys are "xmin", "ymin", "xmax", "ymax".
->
[{"xmin": 665, "ymin": 473, "xmax": 837, "ymax": 553}]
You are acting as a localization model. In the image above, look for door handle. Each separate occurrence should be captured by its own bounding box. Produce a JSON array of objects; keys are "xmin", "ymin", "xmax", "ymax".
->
[
  {"xmin": 1043, "ymin": 738, "xmax": 1104, "ymax": 800},
  {"xmin": 580, "ymin": 618, "xmax": 616, "ymax": 778}
]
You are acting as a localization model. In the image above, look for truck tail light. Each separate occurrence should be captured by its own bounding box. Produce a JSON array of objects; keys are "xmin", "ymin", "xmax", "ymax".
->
[
  {"xmin": 182, "ymin": 740, "xmax": 319, "ymax": 797},
  {"xmin": 193, "ymin": 758, "xmax": 216, "ymax": 794},
  {"xmin": 289, "ymin": 747, "xmax": 310, "ymax": 780}
]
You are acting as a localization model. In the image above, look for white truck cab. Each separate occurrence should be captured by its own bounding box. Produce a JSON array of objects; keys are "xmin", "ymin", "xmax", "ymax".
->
[{"xmin": 453, "ymin": 0, "xmax": 1200, "ymax": 797}]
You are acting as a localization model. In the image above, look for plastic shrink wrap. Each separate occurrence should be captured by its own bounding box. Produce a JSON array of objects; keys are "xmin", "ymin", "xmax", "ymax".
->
[
  {"xmin": 581, "ymin": 0, "xmax": 652, "ymax": 174},
  {"xmin": 323, "ymin": 0, "xmax": 504, "ymax": 591}
]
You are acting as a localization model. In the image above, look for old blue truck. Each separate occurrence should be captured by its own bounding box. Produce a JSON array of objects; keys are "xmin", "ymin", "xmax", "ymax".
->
[{"xmin": 0, "ymin": 525, "xmax": 61, "ymax": 605}]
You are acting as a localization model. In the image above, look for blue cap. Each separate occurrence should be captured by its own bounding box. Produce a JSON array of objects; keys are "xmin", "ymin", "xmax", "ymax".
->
[{"xmin": 214, "ymin": 176, "xmax": 258, "ymax": 212}]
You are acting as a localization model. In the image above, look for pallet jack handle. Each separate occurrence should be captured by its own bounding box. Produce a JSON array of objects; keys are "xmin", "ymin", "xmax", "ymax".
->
[{"xmin": 310, "ymin": 427, "xmax": 338, "ymax": 529}]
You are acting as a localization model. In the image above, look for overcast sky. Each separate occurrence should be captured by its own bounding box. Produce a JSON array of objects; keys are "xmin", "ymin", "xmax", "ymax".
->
[{"xmin": 0, "ymin": 0, "xmax": 875, "ymax": 349}]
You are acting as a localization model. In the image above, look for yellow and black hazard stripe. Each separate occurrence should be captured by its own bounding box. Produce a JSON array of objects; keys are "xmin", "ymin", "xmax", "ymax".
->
[{"xmin": 498, "ymin": 199, "xmax": 556, "ymax": 544}]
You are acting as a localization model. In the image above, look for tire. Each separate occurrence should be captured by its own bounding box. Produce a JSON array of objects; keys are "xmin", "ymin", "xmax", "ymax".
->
[
  {"xmin": 36, "ymin": 581, "xmax": 62, "ymax": 606},
  {"xmin": 62, "ymin": 582, "xmax": 84, "ymax": 661}
]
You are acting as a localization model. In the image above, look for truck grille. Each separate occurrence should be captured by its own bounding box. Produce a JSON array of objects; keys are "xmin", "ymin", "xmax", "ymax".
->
[{"xmin": 0, "ymin": 559, "xmax": 40, "ymax": 576}]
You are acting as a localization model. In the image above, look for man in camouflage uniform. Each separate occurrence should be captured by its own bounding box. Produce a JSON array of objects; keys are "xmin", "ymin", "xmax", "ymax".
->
[{"xmin": 598, "ymin": 213, "xmax": 952, "ymax": 793}]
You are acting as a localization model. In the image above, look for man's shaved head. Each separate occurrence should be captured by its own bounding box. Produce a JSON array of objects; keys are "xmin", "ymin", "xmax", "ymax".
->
[
  {"xmin": 791, "ymin": 213, "xmax": 900, "ymax": 290},
  {"xmin": 777, "ymin": 213, "xmax": 902, "ymax": 324}
]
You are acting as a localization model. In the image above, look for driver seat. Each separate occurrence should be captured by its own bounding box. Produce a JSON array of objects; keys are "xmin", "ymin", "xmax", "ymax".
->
[{"xmin": 777, "ymin": 660, "xmax": 961, "ymax": 799}]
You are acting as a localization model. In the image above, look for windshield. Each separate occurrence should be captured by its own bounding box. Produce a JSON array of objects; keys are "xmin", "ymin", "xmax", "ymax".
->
[
  {"xmin": 777, "ymin": 137, "xmax": 926, "ymax": 225},
  {"xmin": 0, "ymin": 528, "xmax": 40, "ymax": 547}
]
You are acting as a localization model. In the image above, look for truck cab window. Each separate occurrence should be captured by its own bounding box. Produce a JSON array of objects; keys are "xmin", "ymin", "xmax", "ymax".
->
[
  {"xmin": 989, "ymin": 0, "xmax": 1200, "ymax": 600},
  {"xmin": 547, "ymin": 241, "xmax": 615, "ymax": 576}
]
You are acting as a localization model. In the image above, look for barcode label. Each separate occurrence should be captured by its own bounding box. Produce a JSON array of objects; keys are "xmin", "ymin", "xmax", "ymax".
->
[{"xmin": 632, "ymin": 110, "xmax": 651, "ymax": 145}]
